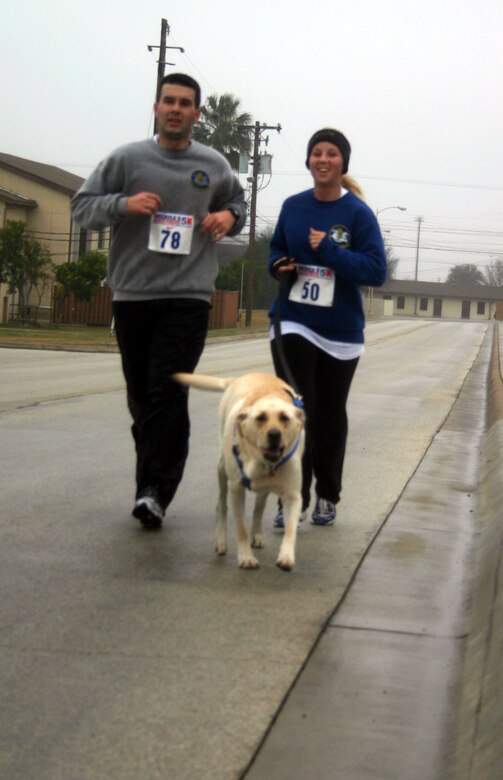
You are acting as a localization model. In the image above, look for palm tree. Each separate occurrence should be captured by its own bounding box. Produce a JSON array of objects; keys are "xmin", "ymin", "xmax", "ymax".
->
[{"xmin": 192, "ymin": 93, "xmax": 253, "ymax": 167}]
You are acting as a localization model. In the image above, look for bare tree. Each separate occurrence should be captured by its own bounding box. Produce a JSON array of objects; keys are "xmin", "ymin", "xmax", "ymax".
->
[
  {"xmin": 384, "ymin": 236, "xmax": 399, "ymax": 279},
  {"xmin": 485, "ymin": 256, "xmax": 503, "ymax": 286}
]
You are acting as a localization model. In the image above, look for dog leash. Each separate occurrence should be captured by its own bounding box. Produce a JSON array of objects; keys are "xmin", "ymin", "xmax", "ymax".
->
[
  {"xmin": 230, "ymin": 267, "xmax": 303, "ymax": 491},
  {"xmin": 273, "ymin": 269, "xmax": 302, "ymax": 399}
]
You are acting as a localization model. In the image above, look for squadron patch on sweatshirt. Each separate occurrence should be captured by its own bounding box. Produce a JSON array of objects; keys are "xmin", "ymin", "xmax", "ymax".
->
[
  {"xmin": 191, "ymin": 170, "xmax": 210, "ymax": 189},
  {"xmin": 329, "ymin": 225, "xmax": 350, "ymax": 248}
]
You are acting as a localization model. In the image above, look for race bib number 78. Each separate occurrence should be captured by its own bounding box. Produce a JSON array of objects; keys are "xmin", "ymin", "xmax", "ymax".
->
[
  {"xmin": 148, "ymin": 212, "xmax": 194, "ymax": 255},
  {"xmin": 289, "ymin": 265, "xmax": 335, "ymax": 307}
]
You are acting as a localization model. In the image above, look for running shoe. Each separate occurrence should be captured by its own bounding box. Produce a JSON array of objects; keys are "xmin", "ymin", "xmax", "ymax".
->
[
  {"xmin": 273, "ymin": 506, "xmax": 308, "ymax": 531},
  {"xmin": 311, "ymin": 498, "xmax": 336, "ymax": 526},
  {"xmin": 273, "ymin": 506, "xmax": 285, "ymax": 531},
  {"xmin": 133, "ymin": 487, "xmax": 164, "ymax": 529}
]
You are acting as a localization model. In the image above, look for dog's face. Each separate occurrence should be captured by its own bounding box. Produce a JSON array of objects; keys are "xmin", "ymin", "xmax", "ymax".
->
[{"xmin": 236, "ymin": 395, "xmax": 305, "ymax": 465}]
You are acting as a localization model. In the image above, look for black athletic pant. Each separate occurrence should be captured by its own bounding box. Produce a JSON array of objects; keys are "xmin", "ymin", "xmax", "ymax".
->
[
  {"xmin": 271, "ymin": 334, "xmax": 359, "ymax": 511},
  {"xmin": 113, "ymin": 299, "xmax": 209, "ymax": 509}
]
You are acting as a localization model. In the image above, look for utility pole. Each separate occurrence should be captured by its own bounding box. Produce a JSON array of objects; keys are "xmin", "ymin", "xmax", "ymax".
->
[
  {"xmin": 414, "ymin": 216, "xmax": 424, "ymax": 315},
  {"xmin": 156, "ymin": 18, "xmax": 168, "ymax": 104},
  {"xmin": 414, "ymin": 216, "xmax": 423, "ymax": 281},
  {"xmin": 236, "ymin": 121, "xmax": 281, "ymax": 326},
  {"xmin": 147, "ymin": 19, "xmax": 185, "ymax": 134}
]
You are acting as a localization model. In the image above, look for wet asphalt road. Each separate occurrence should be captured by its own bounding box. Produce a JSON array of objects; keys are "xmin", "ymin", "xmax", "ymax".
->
[{"xmin": 0, "ymin": 319, "xmax": 494, "ymax": 779}]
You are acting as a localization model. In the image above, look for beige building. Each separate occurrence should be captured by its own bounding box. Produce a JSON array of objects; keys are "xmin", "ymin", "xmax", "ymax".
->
[
  {"xmin": 0, "ymin": 152, "xmax": 107, "ymax": 323},
  {"xmin": 364, "ymin": 279, "xmax": 503, "ymax": 321}
]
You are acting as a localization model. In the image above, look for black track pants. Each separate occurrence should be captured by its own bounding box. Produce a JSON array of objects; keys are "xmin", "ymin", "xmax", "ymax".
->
[
  {"xmin": 271, "ymin": 333, "xmax": 359, "ymax": 510},
  {"xmin": 113, "ymin": 299, "xmax": 209, "ymax": 509}
]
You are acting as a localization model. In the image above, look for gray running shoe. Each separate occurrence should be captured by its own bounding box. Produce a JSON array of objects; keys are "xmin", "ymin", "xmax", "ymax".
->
[
  {"xmin": 133, "ymin": 488, "xmax": 164, "ymax": 529},
  {"xmin": 311, "ymin": 498, "xmax": 336, "ymax": 526}
]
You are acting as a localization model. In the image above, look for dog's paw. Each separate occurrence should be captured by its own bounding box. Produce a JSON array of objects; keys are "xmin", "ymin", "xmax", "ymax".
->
[
  {"xmin": 214, "ymin": 533, "xmax": 227, "ymax": 556},
  {"xmin": 276, "ymin": 553, "xmax": 294, "ymax": 572},
  {"xmin": 251, "ymin": 533, "xmax": 264, "ymax": 549},
  {"xmin": 238, "ymin": 553, "xmax": 260, "ymax": 569}
]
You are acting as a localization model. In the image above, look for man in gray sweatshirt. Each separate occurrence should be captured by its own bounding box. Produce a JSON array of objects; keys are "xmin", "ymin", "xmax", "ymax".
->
[{"xmin": 71, "ymin": 72, "xmax": 246, "ymax": 528}]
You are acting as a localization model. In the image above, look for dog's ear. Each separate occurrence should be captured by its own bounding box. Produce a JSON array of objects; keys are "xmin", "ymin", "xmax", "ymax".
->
[
  {"xmin": 236, "ymin": 411, "xmax": 248, "ymax": 437},
  {"xmin": 295, "ymin": 408, "xmax": 305, "ymax": 425}
]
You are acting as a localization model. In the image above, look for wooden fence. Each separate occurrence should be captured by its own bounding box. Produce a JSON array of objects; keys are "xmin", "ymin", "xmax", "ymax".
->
[
  {"xmin": 51, "ymin": 287, "xmax": 239, "ymax": 329},
  {"xmin": 52, "ymin": 286, "xmax": 113, "ymax": 326}
]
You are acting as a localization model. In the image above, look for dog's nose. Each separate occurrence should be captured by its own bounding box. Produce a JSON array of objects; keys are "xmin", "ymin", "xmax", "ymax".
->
[{"xmin": 267, "ymin": 428, "xmax": 282, "ymax": 448}]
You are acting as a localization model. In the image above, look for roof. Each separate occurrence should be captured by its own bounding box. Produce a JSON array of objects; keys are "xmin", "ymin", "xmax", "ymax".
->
[
  {"xmin": 0, "ymin": 152, "xmax": 84, "ymax": 196},
  {"xmin": 0, "ymin": 186, "xmax": 37, "ymax": 208},
  {"xmin": 378, "ymin": 278, "xmax": 503, "ymax": 302}
]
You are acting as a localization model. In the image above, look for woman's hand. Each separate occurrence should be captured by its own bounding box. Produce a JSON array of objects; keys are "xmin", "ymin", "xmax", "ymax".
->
[
  {"xmin": 309, "ymin": 227, "xmax": 326, "ymax": 251},
  {"xmin": 272, "ymin": 256, "xmax": 297, "ymax": 280}
]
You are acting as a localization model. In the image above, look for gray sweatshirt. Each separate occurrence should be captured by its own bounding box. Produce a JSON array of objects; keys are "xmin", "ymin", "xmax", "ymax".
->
[{"xmin": 71, "ymin": 138, "xmax": 246, "ymax": 302}]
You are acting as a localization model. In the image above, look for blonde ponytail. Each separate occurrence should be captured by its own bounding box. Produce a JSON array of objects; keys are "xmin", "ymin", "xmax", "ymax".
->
[{"xmin": 342, "ymin": 174, "xmax": 365, "ymax": 201}]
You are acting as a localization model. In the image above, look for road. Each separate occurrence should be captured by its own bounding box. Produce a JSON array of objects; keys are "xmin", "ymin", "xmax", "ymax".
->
[{"xmin": 0, "ymin": 319, "xmax": 491, "ymax": 779}]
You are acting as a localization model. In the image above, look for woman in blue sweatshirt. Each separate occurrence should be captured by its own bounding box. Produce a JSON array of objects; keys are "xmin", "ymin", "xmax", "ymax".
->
[{"xmin": 268, "ymin": 128, "xmax": 386, "ymax": 527}]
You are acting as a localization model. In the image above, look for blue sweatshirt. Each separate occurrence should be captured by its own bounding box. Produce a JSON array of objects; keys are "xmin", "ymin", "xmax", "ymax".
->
[{"xmin": 269, "ymin": 189, "xmax": 386, "ymax": 343}]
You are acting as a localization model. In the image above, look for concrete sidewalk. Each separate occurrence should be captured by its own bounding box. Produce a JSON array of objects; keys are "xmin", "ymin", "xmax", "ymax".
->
[{"xmin": 245, "ymin": 324, "xmax": 503, "ymax": 780}]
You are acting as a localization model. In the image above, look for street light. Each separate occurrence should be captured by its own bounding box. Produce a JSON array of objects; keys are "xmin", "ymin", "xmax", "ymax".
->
[{"xmin": 376, "ymin": 205, "xmax": 407, "ymax": 217}]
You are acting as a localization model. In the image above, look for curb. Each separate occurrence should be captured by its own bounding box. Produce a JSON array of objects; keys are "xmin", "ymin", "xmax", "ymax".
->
[
  {"xmin": 454, "ymin": 323, "xmax": 503, "ymax": 779},
  {"xmin": 0, "ymin": 330, "xmax": 269, "ymax": 354}
]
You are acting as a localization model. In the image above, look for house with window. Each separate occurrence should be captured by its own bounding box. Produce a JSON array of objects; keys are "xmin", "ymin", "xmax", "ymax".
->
[
  {"xmin": 364, "ymin": 279, "xmax": 503, "ymax": 321},
  {"xmin": 0, "ymin": 152, "xmax": 107, "ymax": 322}
]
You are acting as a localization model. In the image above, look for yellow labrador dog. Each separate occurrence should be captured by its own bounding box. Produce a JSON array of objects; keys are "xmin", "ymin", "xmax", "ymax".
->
[{"xmin": 173, "ymin": 372, "xmax": 305, "ymax": 571}]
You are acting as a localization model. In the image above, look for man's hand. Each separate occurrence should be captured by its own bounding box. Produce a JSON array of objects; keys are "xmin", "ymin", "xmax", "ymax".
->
[
  {"xmin": 309, "ymin": 227, "xmax": 327, "ymax": 251},
  {"xmin": 126, "ymin": 192, "xmax": 163, "ymax": 215},
  {"xmin": 200, "ymin": 210, "xmax": 236, "ymax": 242}
]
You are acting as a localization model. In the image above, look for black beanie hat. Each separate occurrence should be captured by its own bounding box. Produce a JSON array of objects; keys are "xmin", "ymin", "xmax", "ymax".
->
[{"xmin": 306, "ymin": 128, "xmax": 351, "ymax": 174}]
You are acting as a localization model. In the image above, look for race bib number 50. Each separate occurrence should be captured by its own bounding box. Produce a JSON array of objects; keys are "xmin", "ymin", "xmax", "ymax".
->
[
  {"xmin": 148, "ymin": 212, "xmax": 194, "ymax": 255},
  {"xmin": 289, "ymin": 265, "xmax": 335, "ymax": 307}
]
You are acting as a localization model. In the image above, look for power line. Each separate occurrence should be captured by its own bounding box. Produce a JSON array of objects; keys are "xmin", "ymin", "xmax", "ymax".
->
[
  {"xmin": 271, "ymin": 170, "xmax": 503, "ymax": 193},
  {"xmin": 392, "ymin": 243, "xmax": 502, "ymax": 256}
]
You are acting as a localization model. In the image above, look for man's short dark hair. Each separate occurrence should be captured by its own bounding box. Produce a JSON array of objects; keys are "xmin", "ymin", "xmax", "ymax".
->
[{"xmin": 156, "ymin": 73, "xmax": 201, "ymax": 107}]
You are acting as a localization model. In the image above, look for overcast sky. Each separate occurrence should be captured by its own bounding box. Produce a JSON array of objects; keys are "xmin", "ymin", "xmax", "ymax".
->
[{"xmin": 1, "ymin": 0, "xmax": 502, "ymax": 281}]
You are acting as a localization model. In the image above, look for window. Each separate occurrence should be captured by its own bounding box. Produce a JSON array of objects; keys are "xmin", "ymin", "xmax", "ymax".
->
[
  {"xmin": 477, "ymin": 301, "xmax": 486, "ymax": 315},
  {"xmin": 397, "ymin": 295, "xmax": 405, "ymax": 310},
  {"xmin": 419, "ymin": 297, "xmax": 428, "ymax": 311},
  {"xmin": 78, "ymin": 228, "xmax": 88, "ymax": 256}
]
